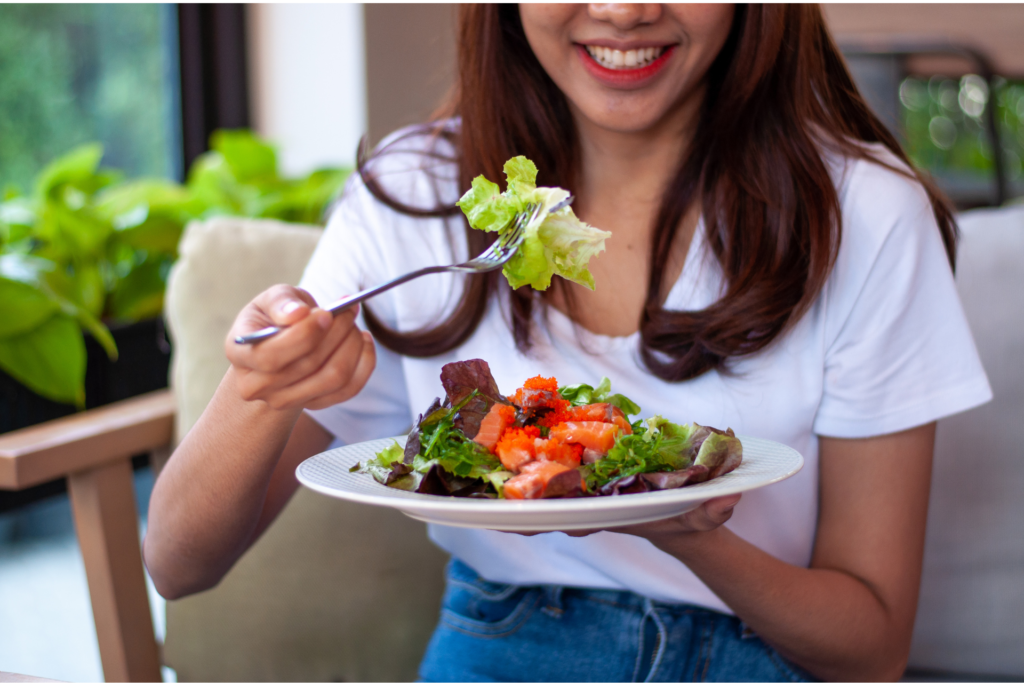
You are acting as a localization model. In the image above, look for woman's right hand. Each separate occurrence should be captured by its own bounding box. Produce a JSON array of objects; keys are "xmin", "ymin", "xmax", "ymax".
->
[{"xmin": 224, "ymin": 285, "xmax": 376, "ymax": 412}]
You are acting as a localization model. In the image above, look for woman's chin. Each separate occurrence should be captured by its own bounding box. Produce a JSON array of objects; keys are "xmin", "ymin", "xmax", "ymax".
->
[{"xmin": 571, "ymin": 100, "xmax": 680, "ymax": 137}]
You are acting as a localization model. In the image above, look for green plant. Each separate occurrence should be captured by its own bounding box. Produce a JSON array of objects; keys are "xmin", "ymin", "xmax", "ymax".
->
[{"xmin": 0, "ymin": 129, "xmax": 350, "ymax": 406}]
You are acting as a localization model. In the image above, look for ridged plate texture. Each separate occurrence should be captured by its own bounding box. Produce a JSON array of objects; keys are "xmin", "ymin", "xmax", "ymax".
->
[{"xmin": 297, "ymin": 435, "xmax": 803, "ymax": 531}]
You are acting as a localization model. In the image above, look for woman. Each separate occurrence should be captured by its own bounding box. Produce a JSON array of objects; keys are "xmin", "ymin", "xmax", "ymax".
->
[{"xmin": 144, "ymin": 5, "xmax": 991, "ymax": 681}]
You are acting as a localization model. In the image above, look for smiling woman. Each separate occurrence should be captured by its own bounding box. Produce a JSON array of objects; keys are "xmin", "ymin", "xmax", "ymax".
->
[{"xmin": 144, "ymin": 5, "xmax": 991, "ymax": 682}]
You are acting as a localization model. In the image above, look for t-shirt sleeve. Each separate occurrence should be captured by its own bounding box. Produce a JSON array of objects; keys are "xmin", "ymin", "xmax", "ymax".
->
[
  {"xmin": 297, "ymin": 176, "xmax": 413, "ymax": 443},
  {"xmin": 812, "ymin": 160, "xmax": 992, "ymax": 438}
]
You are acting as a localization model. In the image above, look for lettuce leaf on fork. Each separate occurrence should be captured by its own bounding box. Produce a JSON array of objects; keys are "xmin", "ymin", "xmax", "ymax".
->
[{"xmin": 456, "ymin": 156, "xmax": 611, "ymax": 291}]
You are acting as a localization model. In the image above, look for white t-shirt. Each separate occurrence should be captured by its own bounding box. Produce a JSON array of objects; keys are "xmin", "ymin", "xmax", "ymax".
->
[{"xmin": 300, "ymin": 130, "xmax": 991, "ymax": 614}]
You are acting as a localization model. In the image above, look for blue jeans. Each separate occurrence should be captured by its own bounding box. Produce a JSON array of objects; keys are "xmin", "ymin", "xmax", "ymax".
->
[{"xmin": 419, "ymin": 559, "xmax": 817, "ymax": 682}]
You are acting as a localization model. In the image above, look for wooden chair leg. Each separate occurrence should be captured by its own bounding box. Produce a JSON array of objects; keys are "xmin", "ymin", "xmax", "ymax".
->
[{"xmin": 68, "ymin": 459, "xmax": 161, "ymax": 682}]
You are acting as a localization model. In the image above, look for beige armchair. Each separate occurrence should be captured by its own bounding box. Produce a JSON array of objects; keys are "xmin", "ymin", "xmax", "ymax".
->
[
  {"xmin": 3, "ymin": 207, "xmax": 1022, "ymax": 681},
  {"xmin": 160, "ymin": 217, "xmax": 449, "ymax": 682}
]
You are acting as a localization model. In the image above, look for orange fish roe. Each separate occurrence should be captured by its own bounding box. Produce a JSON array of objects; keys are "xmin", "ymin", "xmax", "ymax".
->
[
  {"xmin": 524, "ymin": 375, "xmax": 559, "ymax": 392},
  {"xmin": 510, "ymin": 375, "xmax": 560, "ymax": 406},
  {"xmin": 536, "ymin": 401, "xmax": 575, "ymax": 429},
  {"xmin": 537, "ymin": 403, "xmax": 626, "ymax": 430},
  {"xmin": 495, "ymin": 425, "xmax": 541, "ymax": 472}
]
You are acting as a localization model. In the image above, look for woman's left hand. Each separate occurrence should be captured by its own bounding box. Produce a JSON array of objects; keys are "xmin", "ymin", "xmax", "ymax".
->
[{"xmin": 506, "ymin": 493, "xmax": 741, "ymax": 539}]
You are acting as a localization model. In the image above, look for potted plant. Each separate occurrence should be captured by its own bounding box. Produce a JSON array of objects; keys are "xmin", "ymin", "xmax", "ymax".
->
[{"xmin": 0, "ymin": 129, "xmax": 349, "ymax": 432}]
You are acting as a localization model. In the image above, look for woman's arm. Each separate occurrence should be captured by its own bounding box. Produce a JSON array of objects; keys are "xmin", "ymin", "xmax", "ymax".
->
[
  {"xmin": 629, "ymin": 423, "xmax": 935, "ymax": 681},
  {"xmin": 143, "ymin": 285, "xmax": 375, "ymax": 599}
]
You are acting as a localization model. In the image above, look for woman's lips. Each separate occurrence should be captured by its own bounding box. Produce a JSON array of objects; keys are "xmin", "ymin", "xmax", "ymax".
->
[{"xmin": 576, "ymin": 44, "xmax": 676, "ymax": 88}]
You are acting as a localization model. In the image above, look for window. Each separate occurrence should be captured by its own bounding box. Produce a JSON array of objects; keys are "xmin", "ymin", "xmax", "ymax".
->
[
  {"xmin": 901, "ymin": 75, "xmax": 1024, "ymax": 204},
  {"xmin": 0, "ymin": 4, "xmax": 182, "ymax": 191}
]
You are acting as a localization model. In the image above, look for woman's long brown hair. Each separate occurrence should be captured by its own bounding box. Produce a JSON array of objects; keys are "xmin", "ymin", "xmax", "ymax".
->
[{"xmin": 358, "ymin": 4, "xmax": 957, "ymax": 381}]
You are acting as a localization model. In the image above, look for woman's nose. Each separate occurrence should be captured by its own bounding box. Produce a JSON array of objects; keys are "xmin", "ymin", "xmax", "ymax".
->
[{"xmin": 587, "ymin": 4, "xmax": 663, "ymax": 30}]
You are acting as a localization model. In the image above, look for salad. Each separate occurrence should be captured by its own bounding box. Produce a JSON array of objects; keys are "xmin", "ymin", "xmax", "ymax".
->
[
  {"xmin": 351, "ymin": 359, "xmax": 743, "ymax": 500},
  {"xmin": 457, "ymin": 156, "xmax": 611, "ymax": 291}
]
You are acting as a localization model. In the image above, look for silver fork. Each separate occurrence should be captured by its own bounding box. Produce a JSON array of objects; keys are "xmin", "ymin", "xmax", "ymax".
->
[{"xmin": 235, "ymin": 199, "xmax": 565, "ymax": 344}]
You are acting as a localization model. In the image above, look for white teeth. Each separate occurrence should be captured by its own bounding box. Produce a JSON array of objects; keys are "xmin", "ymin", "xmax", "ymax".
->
[{"xmin": 585, "ymin": 45, "xmax": 664, "ymax": 70}]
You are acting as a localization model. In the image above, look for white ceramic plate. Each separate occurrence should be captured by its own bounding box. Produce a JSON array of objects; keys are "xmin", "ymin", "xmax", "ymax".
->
[{"xmin": 297, "ymin": 435, "xmax": 803, "ymax": 531}]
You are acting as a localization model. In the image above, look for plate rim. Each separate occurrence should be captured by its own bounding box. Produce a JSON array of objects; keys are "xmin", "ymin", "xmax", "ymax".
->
[{"xmin": 296, "ymin": 434, "xmax": 804, "ymax": 516}]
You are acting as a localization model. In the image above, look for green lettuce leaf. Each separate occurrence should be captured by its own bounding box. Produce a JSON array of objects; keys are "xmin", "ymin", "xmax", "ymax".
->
[
  {"xmin": 456, "ymin": 155, "xmax": 610, "ymax": 291},
  {"xmin": 558, "ymin": 376, "xmax": 642, "ymax": 417}
]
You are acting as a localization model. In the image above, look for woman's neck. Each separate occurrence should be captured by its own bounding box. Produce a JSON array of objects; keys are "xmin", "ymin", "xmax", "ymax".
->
[
  {"xmin": 572, "ymin": 83, "xmax": 703, "ymax": 224},
  {"xmin": 545, "ymin": 87, "xmax": 704, "ymax": 338}
]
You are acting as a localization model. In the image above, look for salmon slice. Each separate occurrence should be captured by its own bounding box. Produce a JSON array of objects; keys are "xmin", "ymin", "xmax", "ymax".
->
[
  {"xmin": 533, "ymin": 437, "xmax": 583, "ymax": 469},
  {"xmin": 494, "ymin": 425, "xmax": 540, "ymax": 472},
  {"xmin": 571, "ymin": 403, "xmax": 633, "ymax": 434},
  {"xmin": 496, "ymin": 442, "xmax": 534, "ymax": 473},
  {"xmin": 473, "ymin": 403, "xmax": 515, "ymax": 452},
  {"xmin": 504, "ymin": 460, "xmax": 572, "ymax": 500},
  {"xmin": 549, "ymin": 421, "xmax": 622, "ymax": 453}
]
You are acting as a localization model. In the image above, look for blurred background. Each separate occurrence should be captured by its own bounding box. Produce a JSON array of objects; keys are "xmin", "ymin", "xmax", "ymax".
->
[{"xmin": 1, "ymin": 4, "xmax": 1023, "ymax": 683}]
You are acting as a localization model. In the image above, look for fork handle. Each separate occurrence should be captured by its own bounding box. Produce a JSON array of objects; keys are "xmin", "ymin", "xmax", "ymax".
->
[{"xmin": 234, "ymin": 264, "xmax": 451, "ymax": 344}]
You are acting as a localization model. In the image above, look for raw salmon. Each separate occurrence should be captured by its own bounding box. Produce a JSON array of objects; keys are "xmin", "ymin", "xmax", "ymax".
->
[
  {"xmin": 570, "ymin": 403, "xmax": 633, "ymax": 434},
  {"xmin": 549, "ymin": 421, "xmax": 622, "ymax": 453},
  {"xmin": 504, "ymin": 460, "xmax": 572, "ymax": 500},
  {"xmin": 533, "ymin": 437, "xmax": 583, "ymax": 469},
  {"xmin": 495, "ymin": 425, "xmax": 539, "ymax": 472},
  {"xmin": 473, "ymin": 403, "xmax": 515, "ymax": 452}
]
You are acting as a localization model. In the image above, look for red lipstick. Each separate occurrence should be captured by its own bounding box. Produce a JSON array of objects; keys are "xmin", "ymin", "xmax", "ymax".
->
[{"xmin": 576, "ymin": 44, "xmax": 676, "ymax": 88}]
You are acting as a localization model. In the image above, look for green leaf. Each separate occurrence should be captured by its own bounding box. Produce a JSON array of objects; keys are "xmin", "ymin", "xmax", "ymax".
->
[
  {"xmin": 262, "ymin": 168, "xmax": 350, "ymax": 224},
  {"xmin": 107, "ymin": 256, "xmax": 166, "ymax": 322},
  {"xmin": 0, "ymin": 314, "xmax": 86, "ymax": 407},
  {"xmin": 211, "ymin": 129, "xmax": 278, "ymax": 182},
  {"xmin": 111, "ymin": 210, "xmax": 184, "ymax": 255},
  {"xmin": 96, "ymin": 178, "xmax": 195, "ymax": 216},
  {"xmin": 186, "ymin": 153, "xmax": 238, "ymax": 212},
  {"xmin": 460, "ymin": 156, "xmax": 610, "ymax": 291},
  {"xmin": 558, "ymin": 377, "xmax": 642, "ymax": 417},
  {"xmin": 72, "ymin": 261, "xmax": 106, "ymax": 318},
  {"xmin": 456, "ymin": 175, "xmax": 520, "ymax": 233},
  {"xmin": 503, "ymin": 156, "xmax": 538, "ymax": 193},
  {"xmin": 36, "ymin": 202, "xmax": 112, "ymax": 260},
  {"xmin": 70, "ymin": 303, "xmax": 117, "ymax": 361},
  {"xmin": 559, "ymin": 382, "xmax": 595, "ymax": 405},
  {"xmin": 34, "ymin": 143, "xmax": 104, "ymax": 200},
  {"xmin": 0, "ymin": 276, "xmax": 59, "ymax": 338},
  {"xmin": 535, "ymin": 205, "xmax": 610, "ymax": 290}
]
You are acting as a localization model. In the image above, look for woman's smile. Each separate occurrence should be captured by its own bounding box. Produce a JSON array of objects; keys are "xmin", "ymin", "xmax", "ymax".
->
[
  {"xmin": 576, "ymin": 43, "xmax": 677, "ymax": 88},
  {"xmin": 520, "ymin": 4, "xmax": 734, "ymax": 135}
]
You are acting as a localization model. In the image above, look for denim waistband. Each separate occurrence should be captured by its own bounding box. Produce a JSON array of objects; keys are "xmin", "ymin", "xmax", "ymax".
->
[
  {"xmin": 447, "ymin": 557, "xmax": 719, "ymax": 616},
  {"xmin": 420, "ymin": 558, "xmax": 818, "ymax": 682}
]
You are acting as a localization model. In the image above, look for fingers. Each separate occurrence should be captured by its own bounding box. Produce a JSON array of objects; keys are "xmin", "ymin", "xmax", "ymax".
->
[
  {"xmin": 260, "ymin": 326, "xmax": 374, "ymax": 411},
  {"xmin": 226, "ymin": 286, "xmax": 359, "ymax": 374},
  {"xmin": 306, "ymin": 333, "xmax": 378, "ymax": 409},
  {"xmin": 258, "ymin": 307, "xmax": 356, "ymax": 381},
  {"xmin": 261, "ymin": 285, "xmax": 319, "ymax": 326},
  {"xmin": 680, "ymin": 494, "xmax": 741, "ymax": 532},
  {"xmin": 223, "ymin": 284, "xmax": 378, "ymax": 413}
]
